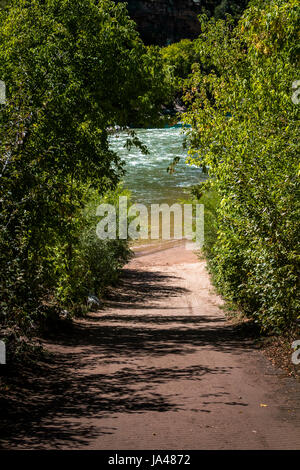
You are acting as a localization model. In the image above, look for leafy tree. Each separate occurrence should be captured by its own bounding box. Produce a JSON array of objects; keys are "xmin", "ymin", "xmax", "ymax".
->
[
  {"xmin": 161, "ymin": 39, "xmax": 198, "ymax": 84},
  {"xmin": 0, "ymin": 0, "xmax": 171, "ymax": 331},
  {"xmin": 183, "ymin": 0, "xmax": 299, "ymax": 332}
]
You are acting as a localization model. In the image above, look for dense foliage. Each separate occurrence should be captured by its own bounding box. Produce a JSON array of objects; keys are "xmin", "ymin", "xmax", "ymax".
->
[
  {"xmin": 0, "ymin": 0, "xmax": 172, "ymax": 334},
  {"xmin": 161, "ymin": 39, "xmax": 199, "ymax": 87},
  {"xmin": 183, "ymin": 0, "xmax": 299, "ymax": 332},
  {"xmin": 212, "ymin": 0, "xmax": 249, "ymax": 19}
]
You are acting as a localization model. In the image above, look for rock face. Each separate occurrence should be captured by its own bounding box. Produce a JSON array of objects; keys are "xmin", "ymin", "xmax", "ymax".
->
[{"xmin": 116, "ymin": 0, "xmax": 206, "ymax": 45}]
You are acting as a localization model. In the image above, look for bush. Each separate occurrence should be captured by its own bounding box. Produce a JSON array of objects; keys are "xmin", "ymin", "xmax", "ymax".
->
[
  {"xmin": 161, "ymin": 39, "xmax": 199, "ymax": 87},
  {"xmin": 190, "ymin": 186, "xmax": 220, "ymax": 259},
  {"xmin": 0, "ymin": 0, "xmax": 170, "ymax": 335},
  {"xmin": 52, "ymin": 187, "xmax": 132, "ymax": 309},
  {"xmin": 183, "ymin": 1, "xmax": 300, "ymax": 332}
]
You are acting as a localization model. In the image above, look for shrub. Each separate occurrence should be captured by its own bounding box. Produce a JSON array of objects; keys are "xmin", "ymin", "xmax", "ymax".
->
[{"xmin": 183, "ymin": 1, "xmax": 300, "ymax": 332}]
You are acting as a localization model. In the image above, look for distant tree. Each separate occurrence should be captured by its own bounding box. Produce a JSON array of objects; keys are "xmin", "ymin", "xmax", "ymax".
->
[
  {"xmin": 161, "ymin": 39, "xmax": 198, "ymax": 83},
  {"xmin": 214, "ymin": 0, "xmax": 249, "ymax": 19}
]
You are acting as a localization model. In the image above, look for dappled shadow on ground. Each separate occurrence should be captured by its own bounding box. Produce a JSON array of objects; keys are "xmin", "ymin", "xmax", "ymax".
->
[
  {"xmin": 103, "ymin": 268, "xmax": 189, "ymax": 307},
  {"xmin": 0, "ymin": 267, "xmax": 258, "ymax": 449},
  {"xmin": 43, "ymin": 321, "xmax": 255, "ymax": 359}
]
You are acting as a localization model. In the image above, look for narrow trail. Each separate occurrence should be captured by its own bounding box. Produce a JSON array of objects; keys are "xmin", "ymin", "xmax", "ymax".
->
[{"xmin": 1, "ymin": 244, "xmax": 300, "ymax": 449}]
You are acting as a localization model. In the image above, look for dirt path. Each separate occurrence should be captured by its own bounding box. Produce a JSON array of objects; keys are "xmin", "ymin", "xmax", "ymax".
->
[{"xmin": 1, "ymin": 243, "xmax": 300, "ymax": 449}]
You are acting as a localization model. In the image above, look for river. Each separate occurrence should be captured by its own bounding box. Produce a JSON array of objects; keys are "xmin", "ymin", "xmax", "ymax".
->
[{"xmin": 109, "ymin": 127, "xmax": 205, "ymax": 206}]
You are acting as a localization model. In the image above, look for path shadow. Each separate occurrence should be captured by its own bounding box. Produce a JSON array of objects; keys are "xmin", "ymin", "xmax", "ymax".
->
[
  {"xmin": 0, "ymin": 358, "xmax": 233, "ymax": 449},
  {"xmin": 104, "ymin": 268, "xmax": 189, "ymax": 306},
  {"xmin": 0, "ymin": 267, "xmax": 258, "ymax": 449}
]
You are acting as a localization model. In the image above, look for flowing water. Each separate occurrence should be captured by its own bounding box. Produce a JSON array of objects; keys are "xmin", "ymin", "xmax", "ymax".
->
[
  {"xmin": 109, "ymin": 127, "xmax": 205, "ymax": 205},
  {"xmin": 109, "ymin": 127, "xmax": 206, "ymax": 250}
]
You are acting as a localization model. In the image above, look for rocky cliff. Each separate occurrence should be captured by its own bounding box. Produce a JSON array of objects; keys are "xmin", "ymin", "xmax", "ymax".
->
[
  {"xmin": 116, "ymin": 0, "xmax": 248, "ymax": 45},
  {"xmin": 117, "ymin": 0, "xmax": 203, "ymax": 45}
]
